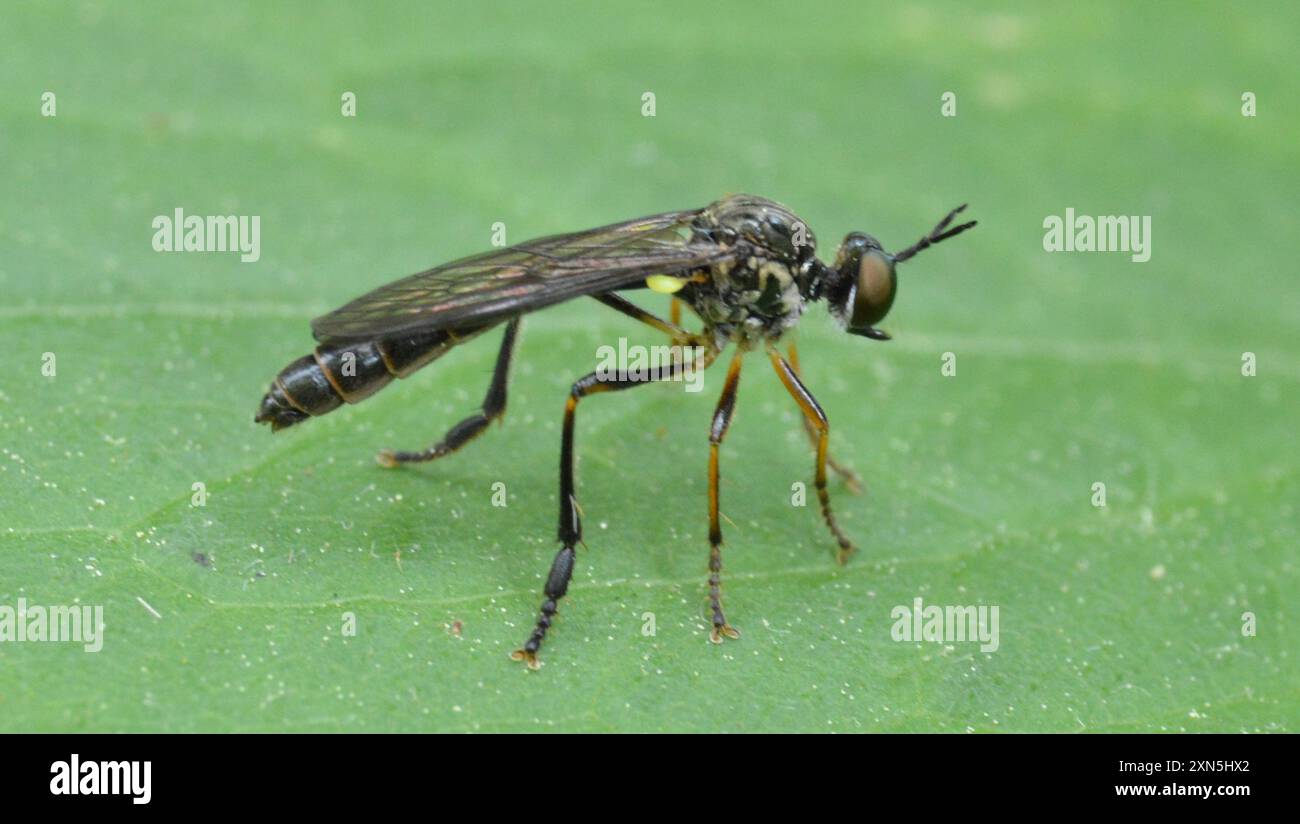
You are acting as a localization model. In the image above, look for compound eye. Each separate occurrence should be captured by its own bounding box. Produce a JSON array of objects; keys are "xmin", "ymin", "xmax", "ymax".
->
[{"xmin": 848, "ymin": 249, "xmax": 897, "ymax": 328}]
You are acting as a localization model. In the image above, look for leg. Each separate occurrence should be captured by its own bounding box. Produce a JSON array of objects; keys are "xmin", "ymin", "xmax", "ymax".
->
[
  {"xmin": 707, "ymin": 351, "xmax": 744, "ymax": 642},
  {"xmin": 788, "ymin": 341, "xmax": 861, "ymax": 492},
  {"xmin": 377, "ymin": 318, "xmax": 520, "ymax": 467},
  {"xmin": 594, "ymin": 292, "xmax": 698, "ymax": 345},
  {"xmin": 768, "ymin": 348, "xmax": 856, "ymax": 564},
  {"xmin": 512, "ymin": 350, "xmax": 717, "ymax": 669},
  {"xmin": 670, "ymin": 296, "xmax": 682, "ymax": 327},
  {"xmin": 594, "ymin": 290, "xmax": 714, "ymax": 370}
]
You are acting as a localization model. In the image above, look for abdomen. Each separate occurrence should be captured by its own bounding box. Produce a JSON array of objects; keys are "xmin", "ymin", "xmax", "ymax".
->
[{"xmin": 255, "ymin": 324, "xmax": 491, "ymax": 431}]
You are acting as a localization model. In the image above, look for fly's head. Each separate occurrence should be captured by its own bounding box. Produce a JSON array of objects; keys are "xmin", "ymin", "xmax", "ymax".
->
[
  {"xmin": 823, "ymin": 232, "xmax": 896, "ymax": 340},
  {"xmin": 816, "ymin": 205, "xmax": 977, "ymax": 341}
]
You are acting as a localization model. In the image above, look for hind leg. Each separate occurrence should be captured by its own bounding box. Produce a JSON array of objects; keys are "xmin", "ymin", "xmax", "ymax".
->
[
  {"xmin": 377, "ymin": 318, "xmax": 520, "ymax": 467},
  {"xmin": 512, "ymin": 348, "xmax": 718, "ymax": 669}
]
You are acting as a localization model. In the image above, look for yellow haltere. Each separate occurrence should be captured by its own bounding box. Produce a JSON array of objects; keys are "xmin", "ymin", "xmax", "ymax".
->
[{"xmin": 645, "ymin": 274, "xmax": 688, "ymax": 294}]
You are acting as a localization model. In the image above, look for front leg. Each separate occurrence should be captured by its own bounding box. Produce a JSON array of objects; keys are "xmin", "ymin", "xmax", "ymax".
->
[
  {"xmin": 787, "ymin": 341, "xmax": 861, "ymax": 492},
  {"xmin": 768, "ymin": 348, "xmax": 856, "ymax": 564}
]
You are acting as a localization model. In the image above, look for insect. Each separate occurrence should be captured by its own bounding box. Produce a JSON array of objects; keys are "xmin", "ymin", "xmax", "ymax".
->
[{"xmin": 255, "ymin": 194, "xmax": 976, "ymax": 668}]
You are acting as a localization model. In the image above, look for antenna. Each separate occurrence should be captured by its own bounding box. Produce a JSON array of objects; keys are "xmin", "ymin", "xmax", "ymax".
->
[{"xmin": 893, "ymin": 204, "xmax": 977, "ymax": 263}]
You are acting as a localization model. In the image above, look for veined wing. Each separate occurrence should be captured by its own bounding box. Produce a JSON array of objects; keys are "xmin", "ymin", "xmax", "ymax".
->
[{"xmin": 311, "ymin": 208, "xmax": 731, "ymax": 341}]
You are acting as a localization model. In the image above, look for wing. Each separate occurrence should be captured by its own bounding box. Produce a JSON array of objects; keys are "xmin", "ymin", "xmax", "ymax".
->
[{"xmin": 311, "ymin": 208, "xmax": 731, "ymax": 341}]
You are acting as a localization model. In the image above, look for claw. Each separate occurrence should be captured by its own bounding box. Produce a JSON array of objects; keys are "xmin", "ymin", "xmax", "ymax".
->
[
  {"xmin": 510, "ymin": 649, "xmax": 542, "ymax": 670},
  {"xmin": 375, "ymin": 449, "xmax": 399, "ymax": 468},
  {"xmin": 709, "ymin": 624, "xmax": 741, "ymax": 643},
  {"xmin": 836, "ymin": 545, "xmax": 856, "ymax": 566}
]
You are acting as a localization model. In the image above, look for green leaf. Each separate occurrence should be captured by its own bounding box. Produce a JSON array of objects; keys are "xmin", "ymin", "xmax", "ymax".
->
[{"xmin": 1, "ymin": 3, "xmax": 1295, "ymax": 732}]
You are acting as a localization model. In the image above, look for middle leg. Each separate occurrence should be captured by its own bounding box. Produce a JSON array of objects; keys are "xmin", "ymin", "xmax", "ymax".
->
[{"xmin": 706, "ymin": 351, "xmax": 745, "ymax": 643}]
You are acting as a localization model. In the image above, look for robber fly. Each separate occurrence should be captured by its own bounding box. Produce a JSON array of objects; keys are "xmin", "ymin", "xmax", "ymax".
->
[{"xmin": 255, "ymin": 194, "xmax": 976, "ymax": 668}]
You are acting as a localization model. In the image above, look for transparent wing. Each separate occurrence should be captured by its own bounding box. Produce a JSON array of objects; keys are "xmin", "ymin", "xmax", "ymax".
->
[{"xmin": 311, "ymin": 209, "xmax": 730, "ymax": 341}]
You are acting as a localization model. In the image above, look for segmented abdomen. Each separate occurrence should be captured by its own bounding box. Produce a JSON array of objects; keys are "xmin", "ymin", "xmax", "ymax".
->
[{"xmin": 255, "ymin": 325, "xmax": 489, "ymax": 431}]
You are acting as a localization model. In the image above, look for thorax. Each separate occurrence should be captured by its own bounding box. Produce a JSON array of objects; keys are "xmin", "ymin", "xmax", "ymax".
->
[{"xmin": 688, "ymin": 256, "xmax": 806, "ymax": 349}]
